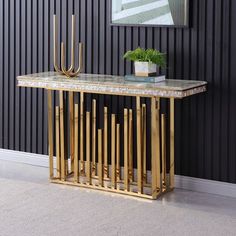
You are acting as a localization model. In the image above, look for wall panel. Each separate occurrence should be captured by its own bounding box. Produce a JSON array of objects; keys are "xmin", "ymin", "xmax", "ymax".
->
[{"xmin": 0, "ymin": 0, "xmax": 235, "ymax": 183}]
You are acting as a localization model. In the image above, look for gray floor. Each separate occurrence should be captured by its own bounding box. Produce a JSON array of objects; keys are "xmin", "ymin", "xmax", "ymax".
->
[{"xmin": 0, "ymin": 160, "xmax": 236, "ymax": 236}]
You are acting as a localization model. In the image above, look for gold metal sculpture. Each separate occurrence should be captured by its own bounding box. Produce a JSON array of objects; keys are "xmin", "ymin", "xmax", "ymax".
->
[
  {"xmin": 53, "ymin": 15, "xmax": 83, "ymax": 77},
  {"xmin": 49, "ymin": 92, "xmax": 171, "ymax": 199}
]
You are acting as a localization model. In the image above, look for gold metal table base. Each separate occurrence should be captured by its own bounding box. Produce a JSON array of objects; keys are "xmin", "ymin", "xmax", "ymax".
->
[
  {"xmin": 47, "ymin": 90, "xmax": 175, "ymax": 200},
  {"xmin": 50, "ymin": 171, "xmax": 172, "ymax": 200}
]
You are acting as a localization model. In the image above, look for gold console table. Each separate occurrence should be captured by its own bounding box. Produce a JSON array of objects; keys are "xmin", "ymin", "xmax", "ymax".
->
[{"xmin": 17, "ymin": 72, "xmax": 207, "ymax": 200}]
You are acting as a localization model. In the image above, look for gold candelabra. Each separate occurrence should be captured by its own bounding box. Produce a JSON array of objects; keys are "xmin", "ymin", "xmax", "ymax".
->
[{"xmin": 53, "ymin": 15, "xmax": 83, "ymax": 77}]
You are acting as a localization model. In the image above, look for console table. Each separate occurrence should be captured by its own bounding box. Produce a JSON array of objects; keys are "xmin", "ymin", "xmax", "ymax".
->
[{"xmin": 17, "ymin": 72, "xmax": 207, "ymax": 200}]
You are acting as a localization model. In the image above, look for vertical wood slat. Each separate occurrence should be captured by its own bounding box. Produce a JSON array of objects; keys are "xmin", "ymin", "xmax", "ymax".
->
[
  {"xmin": 1, "ymin": 0, "xmax": 236, "ymax": 185},
  {"xmin": 0, "ymin": 0, "xmax": 3, "ymax": 147},
  {"xmin": 31, "ymin": 0, "xmax": 38, "ymax": 154},
  {"xmin": 15, "ymin": 0, "xmax": 20, "ymax": 151},
  {"xmin": 229, "ymin": 0, "xmax": 236, "ymax": 183},
  {"xmin": 212, "ymin": 0, "xmax": 222, "ymax": 181},
  {"xmin": 99, "ymin": 0, "xmax": 105, "ymax": 74},
  {"xmin": 37, "ymin": 0, "xmax": 44, "ymax": 154},
  {"xmin": 25, "ymin": 0, "xmax": 32, "ymax": 153},
  {"xmin": 3, "ymin": 0, "xmax": 9, "ymax": 149},
  {"xmin": 8, "ymin": 0, "xmax": 15, "ymax": 150},
  {"xmin": 20, "ymin": 0, "xmax": 27, "ymax": 152},
  {"xmin": 220, "ymin": 0, "xmax": 229, "ymax": 182}
]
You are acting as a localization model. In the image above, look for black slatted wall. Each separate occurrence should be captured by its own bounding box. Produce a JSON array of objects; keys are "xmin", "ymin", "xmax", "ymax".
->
[{"xmin": 0, "ymin": 0, "xmax": 235, "ymax": 183}]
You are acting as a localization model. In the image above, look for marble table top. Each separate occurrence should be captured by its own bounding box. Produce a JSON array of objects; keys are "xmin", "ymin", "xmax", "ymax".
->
[{"xmin": 17, "ymin": 72, "xmax": 207, "ymax": 98}]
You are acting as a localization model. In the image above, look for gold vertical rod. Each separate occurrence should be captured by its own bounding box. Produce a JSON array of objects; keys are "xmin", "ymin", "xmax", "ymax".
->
[
  {"xmin": 156, "ymin": 98, "xmax": 161, "ymax": 192},
  {"xmin": 56, "ymin": 106, "xmax": 61, "ymax": 178},
  {"xmin": 116, "ymin": 124, "xmax": 120, "ymax": 182},
  {"xmin": 74, "ymin": 104, "xmax": 79, "ymax": 183},
  {"xmin": 80, "ymin": 92, "xmax": 85, "ymax": 174},
  {"xmin": 69, "ymin": 92, "xmax": 74, "ymax": 172},
  {"xmin": 59, "ymin": 91, "xmax": 65, "ymax": 180},
  {"xmin": 70, "ymin": 15, "xmax": 75, "ymax": 72},
  {"xmin": 142, "ymin": 104, "xmax": 147, "ymax": 183},
  {"xmin": 161, "ymin": 114, "xmax": 167, "ymax": 186},
  {"xmin": 111, "ymin": 114, "xmax": 116, "ymax": 189},
  {"xmin": 104, "ymin": 107, "xmax": 108, "ymax": 178},
  {"xmin": 53, "ymin": 15, "xmax": 61, "ymax": 73},
  {"xmin": 98, "ymin": 129, "xmax": 103, "ymax": 187},
  {"xmin": 124, "ymin": 109, "xmax": 129, "ymax": 191},
  {"xmin": 151, "ymin": 97, "xmax": 157, "ymax": 198},
  {"xmin": 92, "ymin": 99, "xmax": 96, "ymax": 176},
  {"xmin": 86, "ymin": 112, "xmax": 91, "ymax": 185},
  {"xmin": 48, "ymin": 90, "xmax": 54, "ymax": 179},
  {"xmin": 136, "ymin": 97, "xmax": 143, "ymax": 194},
  {"xmin": 170, "ymin": 98, "xmax": 175, "ymax": 189},
  {"xmin": 128, "ymin": 109, "xmax": 133, "ymax": 182},
  {"xmin": 53, "ymin": 15, "xmax": 75, "ymax": 73}
]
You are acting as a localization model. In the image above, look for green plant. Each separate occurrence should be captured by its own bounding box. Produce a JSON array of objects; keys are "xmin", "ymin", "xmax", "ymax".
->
[{"xmin": 123, "ymin": 47, "xmax": 166, "ymax": 68}]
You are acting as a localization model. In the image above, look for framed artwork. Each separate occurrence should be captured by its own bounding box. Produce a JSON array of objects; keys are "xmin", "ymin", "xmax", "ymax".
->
[{"xmin": 111, "ymin": 0, "xmax": 189, "ymax": 27}]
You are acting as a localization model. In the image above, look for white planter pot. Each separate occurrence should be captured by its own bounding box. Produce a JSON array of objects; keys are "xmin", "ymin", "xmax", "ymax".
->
[{"xmin": 134, "ymin": 62, "xmax": 157, "ymax": 77}]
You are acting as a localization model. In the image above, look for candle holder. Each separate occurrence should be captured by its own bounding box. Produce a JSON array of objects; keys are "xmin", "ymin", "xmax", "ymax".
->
[{"xmin": 53, "ymin": 15, "xmax": 83, "ymax": 77}]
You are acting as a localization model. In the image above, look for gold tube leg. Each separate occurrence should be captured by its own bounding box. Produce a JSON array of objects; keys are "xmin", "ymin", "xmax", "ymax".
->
[
  {"xmin": 80, "ymin": 92, "xmax": 85, "ymax": 175},
  {"xmin": 74, "ymin": 104, "xmax": 79, "ymax": 183},
  {"xmin": 92, "ymin": 99, "xmax": 97, "ymax": 176},
  {"xmin": 170, "ymin": 98, "xmax": 175, "ymax": 189},
  {"xmin": 151, "ymin": 97, "xmax": 161, "ymax": 199},
  {"xmin": 116, "ymin": 124, "xmax": 121, "ymax": 183},
  {"xmin": 86, "ymin": 112, "xmax": 91, "ymax": 185},
  {"xmin": 48, "ymin": 90, "xmax": 54, "ymax": 179},
  {"xmin": 124, "ymin": 109, "xmax": 129, "ymax": 191},
  {"xmin": 161, "ymin": 114, "xmax": 167, "ymax": 187},
  {"xmin": 136, "ymin": 97, "xmax": 143, "ymax": 194},
  {"xmin": 104, "ymin": 107, "xmax": 108, "ymax": 179},
  {"xmin": 151, "ymin": 97, "xmax": 157, "ymax": 198},
  {"xmin": 59, "ymin": 91, "xmax": 66, "ymax": 181},
  {"xmin": 142, "ymin": 104, "xmax": 147, "ymax": 183},
  {"xmin": 156, "ymin": 98, "xmax": 162, "ymax": 193},
  {"xmin": 56, "ymin": 106, "xmax": 61, "ymax": 178},
  {"xmin": 98, "ymin": 129, "xmax": 103, "ymax": 187},
  {"xmin": 128, "ymin": 109, "xmax": 133, "ymax": 182},
  {"xmin": 111, "ymin": 114, "xmax": 116, "ymax": 189},
  {"xmin": 69, "ymin": 92, "xmax": 74, "ymax": 172}
]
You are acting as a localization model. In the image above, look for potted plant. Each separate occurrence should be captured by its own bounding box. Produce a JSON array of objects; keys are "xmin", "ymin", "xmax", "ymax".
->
[{"xmin": 123, "ymin": 47, "xmax": 166, "ymax": 77}]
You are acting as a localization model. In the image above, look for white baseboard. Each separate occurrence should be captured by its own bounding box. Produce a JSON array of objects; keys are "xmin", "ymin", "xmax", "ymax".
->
[
  {"xmin": 0, "ymin": 148, "xmax": 236, "ymax": 199},
  {"xmin": 175, "ymin": 175, "xmax": 236, "ymax": 199},
  {"xmin": 0, "ymin": 149, "xmax": 56, "ymax": 168}
]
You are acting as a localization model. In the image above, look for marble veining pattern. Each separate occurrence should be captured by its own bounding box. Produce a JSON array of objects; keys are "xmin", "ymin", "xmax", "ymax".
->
[{"xmin": 17, "ymin": 72, "xmax": 207, "ymax": 98}]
